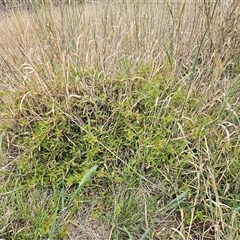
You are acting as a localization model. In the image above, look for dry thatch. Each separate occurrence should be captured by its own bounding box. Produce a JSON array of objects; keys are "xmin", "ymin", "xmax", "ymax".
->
[{"xmin": 0, "ymin": 0, "xmax": 85, "ymax": 10}]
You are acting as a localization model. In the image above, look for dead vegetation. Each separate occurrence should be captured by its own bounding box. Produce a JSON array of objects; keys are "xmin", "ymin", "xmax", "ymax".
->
[{"xmin": 0, "ymin": 1, "xmax": 240, "ymax": 239}]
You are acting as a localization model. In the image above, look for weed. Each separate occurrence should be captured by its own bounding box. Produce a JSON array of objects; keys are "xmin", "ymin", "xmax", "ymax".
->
[{"xmin": 0, "ymin": 1, "xmax": 240, "ymax": 239}]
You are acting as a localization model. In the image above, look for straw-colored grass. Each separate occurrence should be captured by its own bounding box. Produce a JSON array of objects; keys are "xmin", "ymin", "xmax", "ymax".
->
[{"xmin": 0, "ymin": 1, "xmax": 240, "ymax": 239}]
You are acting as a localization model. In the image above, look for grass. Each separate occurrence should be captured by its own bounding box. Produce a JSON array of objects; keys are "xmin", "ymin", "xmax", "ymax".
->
[{"xmin": 0, "ymin": 0, "xmax": 240, "ymax": 239}]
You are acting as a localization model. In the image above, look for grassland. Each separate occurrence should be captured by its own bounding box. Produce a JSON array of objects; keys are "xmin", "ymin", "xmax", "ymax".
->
[{"xmin": 0, "ymin": 1, "xmax": 240, "ymax": 239}]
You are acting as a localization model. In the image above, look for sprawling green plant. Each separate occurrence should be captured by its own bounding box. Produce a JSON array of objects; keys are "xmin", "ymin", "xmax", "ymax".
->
[{"xmin": 0, "ymin": 1, "xmax": 240, "ymax": 239}]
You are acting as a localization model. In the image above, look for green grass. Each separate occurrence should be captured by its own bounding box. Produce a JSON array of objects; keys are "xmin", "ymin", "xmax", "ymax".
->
[{"xmin": 0, "ymin": 1, "xmax": 240, "ymax": 239}]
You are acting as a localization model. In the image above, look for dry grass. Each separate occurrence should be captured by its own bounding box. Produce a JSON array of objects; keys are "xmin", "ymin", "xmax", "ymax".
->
[{"xmin": 0, "ymin": 1, "xmax": 240, "ymax": 239}]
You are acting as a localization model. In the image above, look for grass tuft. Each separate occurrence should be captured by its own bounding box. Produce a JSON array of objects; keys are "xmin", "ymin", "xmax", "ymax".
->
[{"xmin": 0, "ymin": 1, "xmax": 240, "ymax": 239}]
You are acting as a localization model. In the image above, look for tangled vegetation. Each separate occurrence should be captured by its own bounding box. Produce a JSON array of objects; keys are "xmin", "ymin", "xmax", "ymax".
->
[{"xmin": 0, "ymin": 1, "xmax": 240, "ymax": 239}]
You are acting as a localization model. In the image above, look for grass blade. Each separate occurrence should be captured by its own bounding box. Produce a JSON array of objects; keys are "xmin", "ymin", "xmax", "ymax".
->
[
  {"xmin": 66, "ymin": 165, "xmax": 98, "ymax": 210},
  {"xmin": 163, "ymin": 191, "xmax": 188, "ymax": 213},
  {"xmin": 0, "ymin": 131, "xmax": 6, "ymax": 161},
  {"xmin": 48, "ymin": 166, "xmax": 98, "ymax": 239},
  {"xmin": 48, "ymin": 188, "xmax": 64, "ymax": 240}
]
